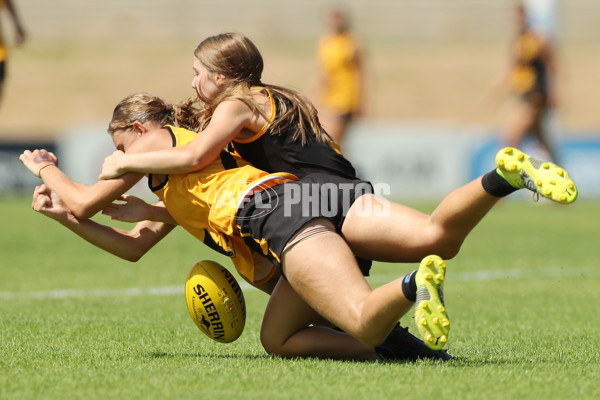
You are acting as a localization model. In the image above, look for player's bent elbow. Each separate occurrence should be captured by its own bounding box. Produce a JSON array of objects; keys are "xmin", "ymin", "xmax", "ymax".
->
[
  {"xmin": 122, "ymin": 240, "xmax": 153, "ymax": 262},
  {"xmin": 69, "ymin": 198, "xmax": 103, "ymax": 220},
  {"xmin": 70, "ymin": 204, "xmax": 96, "ymax": 220},
  {"xmin": 118, "ymin": 248, "xmax": 145, "ymax": 262},
  {"xmin": 173, "ymin": 147, "xmax": 204, "ymax": 172},
  {"xmin": 187, "ymin": 146, "xmax": 220, "ymax": 172},
  {"xmin": 189, "ymin": 153, "xmax": 209, "ymax": 171},
  {"xmin": 124, "ymin": 254, "xmax": 142, "ymax": 262}
]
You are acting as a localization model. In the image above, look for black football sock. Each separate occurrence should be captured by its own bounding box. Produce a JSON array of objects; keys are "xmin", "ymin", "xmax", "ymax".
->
[
  {"xmin": 401, "ymin": 269, "xmax": 418, "ymax": 302},
  {"xmin": 481, "ymin": 169, "xmax": 519, "ymax": 197}
]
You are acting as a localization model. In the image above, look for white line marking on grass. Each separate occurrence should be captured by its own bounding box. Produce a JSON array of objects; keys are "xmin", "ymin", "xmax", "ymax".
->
[
  {"xmin": 0, "ymin": 285, "xmax": 182, "ymax": 300},
  {"xmin": 367, "ymin": 266, "xmax": 600, "ymax": 285},
  {"xmin": 0, "ymin": 281, "xmax": 256, "ymax": 301},
  {"xmin": 1, "ymin": 267, "xmax": 597, "ymax": 301}
]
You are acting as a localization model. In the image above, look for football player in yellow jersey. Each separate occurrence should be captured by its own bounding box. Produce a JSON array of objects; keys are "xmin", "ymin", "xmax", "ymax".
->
[
  {"xmin": 21, "ymin": 93, "xmax": 285, "ymax": 292},
  {"xmin": 0, "ymin": 0, "xmax": 26, "ymax": 107},
  {"xmin": 482, "ymin": 2, "xmax": 559, "ymax": 162},
  {"xmin": 21, "ymin": 92, "xmax": 577, "ymax": 361},
  {"xmin": 314, "ymin": 6, "xmax": 365, "ymax": 145},
  {"xmin": 20, "ymin": 92, "xmax": 452, "ymax": 361}
]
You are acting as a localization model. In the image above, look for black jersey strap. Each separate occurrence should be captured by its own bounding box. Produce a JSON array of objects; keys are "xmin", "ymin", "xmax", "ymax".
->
[{"xmin": 219, "ymin": 150, "xmax": 239, "ymax": 170}]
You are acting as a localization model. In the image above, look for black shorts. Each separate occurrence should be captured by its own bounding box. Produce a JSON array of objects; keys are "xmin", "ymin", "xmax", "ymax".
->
[
  {"xmin": 520, "ymin": 88, "xmax": 547, "ymax": 109},
  {"xmin": 236, "ymin": 173, "xmax": 373, "ymax": 276},
  {"xmin": 337, "ymin": 112, "xmax": 354, "ymax": 123},
  {"xmin": 0, "ymin": 61, "xmax": 6, "ymax": 84}
]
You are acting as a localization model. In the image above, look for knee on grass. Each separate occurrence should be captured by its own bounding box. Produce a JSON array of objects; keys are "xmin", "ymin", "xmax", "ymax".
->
[
  {"xmin": 260, "ymin": 324, "xmax": 387, "ymax": 357},
  {"xmin": 260, "ymin": 332, "xmax": 301, "ymax": 358}
]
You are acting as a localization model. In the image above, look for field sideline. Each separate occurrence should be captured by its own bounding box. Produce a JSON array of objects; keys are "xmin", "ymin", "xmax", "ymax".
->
[{"xmin": 1, "ymin": 196, "xmax": 599, "ymax": 399}]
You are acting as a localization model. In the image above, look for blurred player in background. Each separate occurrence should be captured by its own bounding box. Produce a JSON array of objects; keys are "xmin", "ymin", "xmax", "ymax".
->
[
  {"xmin": 0, "ymin": 0, "xmax": 27, "ymax": 108},
  {"xmin": 482, "ymin": 2, "xmax": 559, "ymax": 162},
  {"xmin": 313, "ymin": 6, "xmax": 365, "ymax": 146}
]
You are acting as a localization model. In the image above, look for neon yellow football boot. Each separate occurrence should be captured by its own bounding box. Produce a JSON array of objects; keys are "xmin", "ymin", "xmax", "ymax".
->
[
  {"xmin": 414, "ymin": 255, "xmax": 450, "ymax": 350},
  {"xmin": 496, "ymin": 147, "xmax": 578, "ymax": 204}
]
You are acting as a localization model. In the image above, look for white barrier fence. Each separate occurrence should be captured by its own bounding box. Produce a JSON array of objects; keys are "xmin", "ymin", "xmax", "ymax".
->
[{"xmin": 4, "ymin": 121, "xmax": 599, "ymax": 200}]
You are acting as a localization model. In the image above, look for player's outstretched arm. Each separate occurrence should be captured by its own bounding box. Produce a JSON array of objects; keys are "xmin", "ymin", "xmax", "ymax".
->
[
  {"xmin": 102, "ymin": 196, "xmax": 177, "ymax": 225},
  {"xmin": 5, "ymin": 0, "xmax": 27, "ymax": 45},
  {"xmin": 20, "ymin": 149, "xmax": 144, "ymax": 219},
  {"xmin": 32, "ymin": 184, "xmax": 175, "ymax": 261},
  {"xmin": 100, "ymin": 100, "xmax": 250, "ymax": 179}
]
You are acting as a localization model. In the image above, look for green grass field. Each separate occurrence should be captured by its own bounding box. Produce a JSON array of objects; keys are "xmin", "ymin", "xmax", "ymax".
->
[{"xmin": 1, "ymin": 196, "xmax": 599, "ymax": 399}]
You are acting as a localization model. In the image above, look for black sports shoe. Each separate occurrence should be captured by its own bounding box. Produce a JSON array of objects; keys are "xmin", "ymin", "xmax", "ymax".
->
[{"xmin": 375, "ymin": 323, "xmax": 454, "ymax": 361}]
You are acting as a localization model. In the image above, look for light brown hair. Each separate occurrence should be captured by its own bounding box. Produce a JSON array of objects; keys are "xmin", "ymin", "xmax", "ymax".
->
[
  {"xmin": 193, "ymin": 33, "xmax": 328, "ymax": 144},
  {"xmin": 108, "ymin": 93, "xmax": 200, "ymax": 135}
]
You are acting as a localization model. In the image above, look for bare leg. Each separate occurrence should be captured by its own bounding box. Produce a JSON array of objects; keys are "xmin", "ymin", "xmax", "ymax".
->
[
  {"xmin": 281, "ymin": 229, "xmax": 413, "ymax": 347},
  {"xmin": 343, "ymin": 179, "xmax": 500, "ymax": 262},
  {"xmin": 261, "ymin": 276, "xmax": 378, "ymax": 360},
  {"xmin": 505, "ymin": 101, "xmax": 536, "ymax": 149},
  {"xmin": 530, "ymin": 108, "xmax": 557, "ymax": 162}
]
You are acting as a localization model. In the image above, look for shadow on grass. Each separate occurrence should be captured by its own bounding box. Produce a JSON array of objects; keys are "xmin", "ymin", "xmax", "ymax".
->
[
  {"xmin": 146, "ymin": 351, "xmax": 269, "ymax": 361},
  {"xmin": 145, "ymin": 351, "xmax": 461, "ymax": 364}
]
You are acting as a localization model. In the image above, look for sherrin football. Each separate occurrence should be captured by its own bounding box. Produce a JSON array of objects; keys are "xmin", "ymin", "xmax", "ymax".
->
[{"xmin": 185, "ymin": 260, "xmax": 246, "ymax": 343}]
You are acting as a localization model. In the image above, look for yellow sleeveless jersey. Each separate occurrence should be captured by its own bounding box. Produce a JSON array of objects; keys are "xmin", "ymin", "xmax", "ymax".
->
[
  {"xmin": 511, "ymin": 30, "xmax": 546, "ymax": 96},
  {"xmin": 317, "ymin": 32, "xmax": 360, "ymax": 114},
  {"xmin": 151, "ymin": 125, "xmax": 296, "ymax": 284},
  {"xmin": 0, "ymin": 0, "xmax": 7, "ymax": 62}
]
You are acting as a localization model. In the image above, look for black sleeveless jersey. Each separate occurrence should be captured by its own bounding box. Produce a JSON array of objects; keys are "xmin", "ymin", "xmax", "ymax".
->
[{"xmin": 231, "ymin": 89, "xmax": 359, "ymax": 180}]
